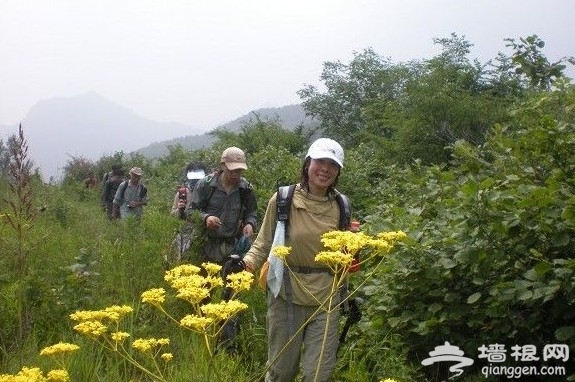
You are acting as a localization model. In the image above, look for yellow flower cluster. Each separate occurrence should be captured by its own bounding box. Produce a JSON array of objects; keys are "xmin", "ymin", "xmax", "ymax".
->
[
  {"xmin": 0, "ymin": 367, "xmax": 70, "ymax": 382},
  {"xmin": 71, "ymin": 306, "xmax": 136, "ymax": 344},
  {"xmin": 272, "ymin": 245, "xmax": 291, "ymax": 260},
  {"xmin": 164, "ymin": 263, "xmax": 202, "ymax": 283},
  {"xmin": 200, "ymin": 300, "xmax": 248, "ymax": 321},
  {"xmin": 141, "ymin": 288, "xmax": 166, "ymax": 305},
  {"xmin": 69, "ymin": 305, "xmax": 133, "ymax": 323},
  {"xmin": 202, "ymin": 262, "xmax": 222, "ymax": 276},
  {"xmin": 158, "ymin": 263, "xmax": 225, "ymax": 306},
  {"xmin": 160, "ymin": 353, "xmax": 173, "ymax": 362},
  {"xmin": 175, "ymin": 285, "xmax": 210, "ymax": 305},
  {"xmin": 225, "ymin": 271, "xmax": 253, "ymax": 293},
  {"xmin": 72, "ymin": 320, "xmax": 108, "ymax": 338},
  {"xmin": 46, "ymin": 369, "xmax": 69, "ymax": 382},
  {"xmin": 39, "ymin": 343, "xmax": 79, "ymax": 357},
  {"xmin": 111, "ymin": 331, "xmax": 130, "ymax": 342},
  {"xmin": 311, "ymin": 230, "xmax": 408, "ymax": 273},
  {"xmin": 321, "ymin": 231, "xmax": 372, "ymax": 254},
  {"xmin": 180, "ymin": 314, "xmax": 214, "ymax": 331},
  {"xmin": 132, "ymin": 338, "xmax": 170, "ymax": 353},
  {"xmin": 380, "ymin": 379, "xmax": 399, "ymax": 382},
  {"xmin": 0, "ymin": 367, "xmax": 45, "ymax": 382},
  {"xmin": 315, "ymin": 251, "xmax": 354, "ymax": 268}
]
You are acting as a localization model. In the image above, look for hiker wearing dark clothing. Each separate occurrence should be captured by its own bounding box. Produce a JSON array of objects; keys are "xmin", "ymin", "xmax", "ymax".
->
[
  {"xmin": 171, "ymin": 162, "xmax": 207, "ymax": 219},
  {"xmin": 101, "ymin": 168, "xmax": 125, "ymax": 220},
  {"xmin": 101, "ymin": 164, "xmax": 122, "ymax": 210},
  {"xmin": 169, "ymin": 163, "xmax": 208, "ymax": 261},
  {"xmin": 112, "ymin": 167, "xmax": 148, "ymax": 220},
  {"xmin": 186, "ymin": 147, "xmax": 257, "ymax": 265}
]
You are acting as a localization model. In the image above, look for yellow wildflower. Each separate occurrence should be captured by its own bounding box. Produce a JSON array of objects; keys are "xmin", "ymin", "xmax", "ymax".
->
[
  {"xmin": 69, "ymin": 310, "xmax": 107, "ymax": 322},
  {"xmin": 168, "ymin": 274, "xmax": 205, "ymax": 290},
  {"xmin": 180, "ymin": 314, "xmax": 214, "ymax": 331},
  {"xmin": 201, "ymin": 300, "xmax": 248, "ymax": 321},
  {"xmin": 102, "ymin": 305, "xmax": 133, "ymax": 322},
  {"xmin": 40, "ymin": 342, "xmax": 80, "ymax": 356},
  {"xmin": 73, "ymin": 320, "xmax": 107, "ymax": 337},
  {"xmin": 321, "ymin": 231, "xmax": 371, "ymax": 254},
  {"xmin": 202, "ymin": 262, "xmax": 222, "ymax": 276},
  {"xmin": 175, "ymin": 286, "xmax": 210, "ymax": 305},
  {"xmin": 272, "ymin": 245, "xmax": 291, "ymax": 260},
  {"xmin": 315, "ymin": 250, "xmax": 353, "ymax": 269},
  {"xmin": 225, "ymin": 271, "xmax": 253, "ymax": 293},
  {"xmin": 69, "ymin": 306, "xmax": 132, "ymax": 323},
  {"xmin": 164, "ymin": 264, "xmax": 201, "ymax": 283},
  {"xmin": 132, "ymin": 338, "xmax": 170, "ymax": 353},
  {"xmin": 46, "ymin": 369, "xmax": 70, "ymax": 382},
  {"xmin": 376, "ymin": 231, "xmax": 407, "ymax": 243},
  {"xmin": 380, "ymin": 379, "xmax": 399, "ymax": 382},
  {"xmin": 369, "ymin": 238, "xmax": 392, "ymax": 253},
  {"xmin": 1, "ymin": 366, "xmax": 45, "ymax": 381},
  {"xmin": 161, "ymin": 353, "xmax": 173, "ymax": 362},
  {"xmin": 141, "ymin": 288, "xmax": 166, "ymax": 305},
  {"xmin": 203, "ymin": 274, "xmax": 224, "ymax": 290},
  {"xmin": 111, "ymin": 331, "xmax": 130, "ymax": 342}
]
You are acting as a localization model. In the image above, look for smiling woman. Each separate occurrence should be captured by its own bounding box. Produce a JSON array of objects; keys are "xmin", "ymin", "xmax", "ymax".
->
[{"xmin": 241, "ymin": 137, "xmax": 352, "ymax": 381}]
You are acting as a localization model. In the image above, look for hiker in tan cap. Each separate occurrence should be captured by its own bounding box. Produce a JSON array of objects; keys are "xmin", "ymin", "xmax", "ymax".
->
[
  {"xmin": 112, "ymin": 167, "xmax": 148, "ymax": 220},
  {"xmin": 187, "ymin": 147, "xmax": 257, "ymax": 264}
]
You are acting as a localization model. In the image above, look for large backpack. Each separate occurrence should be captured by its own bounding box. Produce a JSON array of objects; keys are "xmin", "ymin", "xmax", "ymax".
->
[
  {"xmin": 198, "ymin": 174, "xmax": 254, "ymax": 225},
  {"xmin": 117, "ymin": 181, "xmax": 147, "ymax": 201},
  {"xmin": 276, "ymin": 184, "xmax": 352, "ymax": 233}
]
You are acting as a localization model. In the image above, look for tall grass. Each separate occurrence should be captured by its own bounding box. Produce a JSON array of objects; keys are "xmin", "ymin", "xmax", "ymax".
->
[{"xmin": 0, "ymin": 129, "xmax": 420, "ymax": 381}]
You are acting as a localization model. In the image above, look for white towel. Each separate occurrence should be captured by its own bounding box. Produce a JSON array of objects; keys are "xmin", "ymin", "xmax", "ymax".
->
[{"xmin": 266, "ymin": 221, "xmax": 286, "ymax": 297}]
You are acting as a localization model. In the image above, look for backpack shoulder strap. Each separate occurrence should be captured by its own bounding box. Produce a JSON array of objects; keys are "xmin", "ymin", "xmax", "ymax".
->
[
  {"xmin": 334, "ymin": 192, "xmax": 352, "ymax": 230},
  {"xmin": 119, "ymin": 181, "xmax": 128, "ymax": 200},
  {"xmin": 276, "ymin": 184, "xmax": 296, "ymax": 222}
]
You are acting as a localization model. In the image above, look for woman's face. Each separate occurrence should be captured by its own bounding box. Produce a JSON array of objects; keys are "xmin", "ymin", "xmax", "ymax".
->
[{"xmin": 307, "ymin": 158, "xmax": 340, "ymax": 196}]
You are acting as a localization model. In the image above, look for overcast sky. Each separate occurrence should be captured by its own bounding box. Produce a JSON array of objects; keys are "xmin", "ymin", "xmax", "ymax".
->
[{"xmin": 1, "ymin": 0, "xmax": 573, "ymax": 134}]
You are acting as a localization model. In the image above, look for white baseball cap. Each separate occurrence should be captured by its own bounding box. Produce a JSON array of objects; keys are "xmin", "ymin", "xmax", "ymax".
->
[
  {"xmin": 187, "ymin": 170, "xmax": 205, "ymax": 180},
  {"xmin": 306, "ymin": 138, "xmax": 344, "ymax": 168}
]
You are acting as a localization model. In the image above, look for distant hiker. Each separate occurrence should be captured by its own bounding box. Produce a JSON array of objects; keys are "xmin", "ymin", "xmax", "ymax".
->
[
  {"xmin": 83, "ymin": 174, "xmax": 97, "ymax": 188},
  {"xmin": 171, "ymin": 162, "xmax": 207, "ymax": 219},
  {"xmin": 170, "ymin": 162, "xmax": 208, "ymax": 262},
  {"xmin": 101, "ymin": 164, "xmax": 122, "ymax": 210},
  {"xmin": 112, "ymin": 167, "xmax": 148, "ymax": 220},
  {"xmin": 101, "ymin": 167, "xmax": 125, "ymax": 220},
  {"xmin": 186, "ymin": 147, "xmax": 257, "ymax": 265}
]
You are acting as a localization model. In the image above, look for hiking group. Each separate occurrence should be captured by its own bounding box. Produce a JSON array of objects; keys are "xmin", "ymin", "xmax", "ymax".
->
[{"xmin": 101, "ymin": 139, "xmax": 357, "ymax": 382}]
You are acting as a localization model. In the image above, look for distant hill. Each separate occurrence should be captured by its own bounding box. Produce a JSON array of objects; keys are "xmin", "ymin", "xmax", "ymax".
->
[
  {"xmin": 136, "ymin": 104, "xmax": 318, "ymax": 158},
  {"xmin": 0, "ymin": 92, "xmax": 202, "ymax": 180},
  {"xmin": 0, "ymin": 92, "xmax": 317, "ymax": 181}
]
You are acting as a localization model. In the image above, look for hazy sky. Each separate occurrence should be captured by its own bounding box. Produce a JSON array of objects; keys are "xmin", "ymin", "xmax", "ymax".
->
[{"xmin": 1, "ymin": 0, "xmax": 573, "ymax": 134}]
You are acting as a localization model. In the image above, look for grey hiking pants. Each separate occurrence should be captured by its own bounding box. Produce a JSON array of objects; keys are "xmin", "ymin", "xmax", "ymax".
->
[{"xmin": 265, "ymin": 294, "xmax": 340, "ymax": 382}]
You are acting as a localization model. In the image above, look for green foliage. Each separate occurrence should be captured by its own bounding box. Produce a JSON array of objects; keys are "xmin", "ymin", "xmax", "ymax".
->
[
  {"xmin": 505, "ymin": 34, "xmax": 574, "ymax": 90},
  {"xmin": 62, "ymin": 156, "xmax": 97, "ymax": 184},
  {"xmin": 212, "ymin": 114, "xmax": 312, "ymax": 157},
  {"xmin": 298, "ymin": 34, "xmax": 574, "ymax": 167},
  {"xmin": 361, "ymin": 85, "xmax": 575, "ymax": 380},
  {"xmin": 2, "ymin": 36, "xmax": 574, "ymax": 381}
]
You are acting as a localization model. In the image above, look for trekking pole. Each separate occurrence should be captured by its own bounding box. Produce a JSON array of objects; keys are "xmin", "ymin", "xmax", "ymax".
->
[{"xmin": 338, "ymin": 297, "xmax": 364, "ymax": 348}]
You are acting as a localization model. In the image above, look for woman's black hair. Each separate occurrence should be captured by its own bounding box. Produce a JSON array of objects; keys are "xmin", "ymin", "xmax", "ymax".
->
[{"xmin": 299, "ymin": 157, "xmax": 340, "ymax": 196}]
